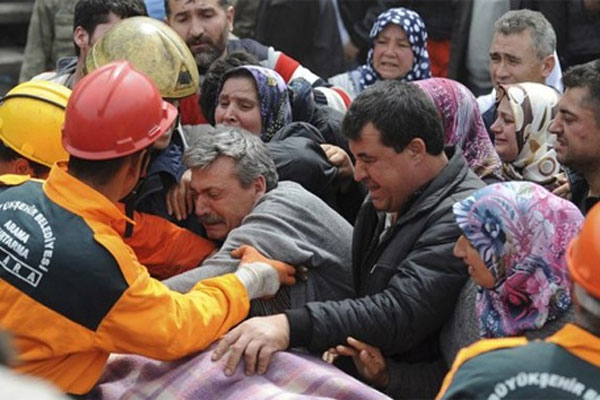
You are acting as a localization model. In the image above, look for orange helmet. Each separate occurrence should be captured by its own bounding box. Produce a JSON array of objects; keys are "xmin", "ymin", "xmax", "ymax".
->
[
  {"xmin": 62, "ymin": 61, "xmax": 177, "ymax": 160},
  {"xmin": 567, "ymin": 202, "xmax": 600, "ymax": 299}
]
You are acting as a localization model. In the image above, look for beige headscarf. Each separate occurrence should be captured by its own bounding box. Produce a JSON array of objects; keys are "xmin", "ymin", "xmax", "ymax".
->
[{"xmin": 497, "ymin": 83, "xmax": 562, "ymax": 190}]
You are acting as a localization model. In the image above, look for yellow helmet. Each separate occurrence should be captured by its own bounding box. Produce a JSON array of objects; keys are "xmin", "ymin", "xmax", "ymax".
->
[
  {"xmin": 85, "ymin": 16, "xmax": 199, "ymax": 99},
  {"xmin": 0, "ymin": 80, "xmax": 70, "ymax": 167}
]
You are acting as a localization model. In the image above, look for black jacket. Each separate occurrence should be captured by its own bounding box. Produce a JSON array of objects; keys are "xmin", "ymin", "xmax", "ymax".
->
[
  {"xmin": 286, "ymin": 147, "xmax": 484, "ymax": 358},
  {"xmin": 255, "ymin": 0, "xmax": 345, "ymax": 78},
  {"xmin": 269, "ymin": 122, "xmax": 366, "ymax": 224},
  {"xmin": 567, "ymin": 168, "xmax": 598, "ymax": 215},
  {"xmin": 268, "ymin": 122, "xmax": 338, "ymax": 208}
]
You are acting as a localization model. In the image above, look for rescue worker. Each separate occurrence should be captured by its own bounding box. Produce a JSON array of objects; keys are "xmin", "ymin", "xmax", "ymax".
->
[
  {"xmin": 0, "ymin": 80, "xmax": 70, "ymax": 178},
  {"xmin": 32, "ymin": 0, "xmax": 147, "ymax": 88},
  {"xmin": 0, "ymin": 61, "xmax": 294, "ymax": 396},
  {"xmin": 437, "ymin": 202, "xmax": 600, "ymax": 399},
  {"xmin": 84, "ymin": 16, "xmax": 203, "ymax": 235},
  {"xmin": 6, "ymin": 35, "xmax": 214, "ymax": 279}
]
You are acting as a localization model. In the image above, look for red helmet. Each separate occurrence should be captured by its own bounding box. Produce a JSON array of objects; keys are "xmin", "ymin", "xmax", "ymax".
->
[{"xmin": 62, "ymin": 61, "xmax": 177, "ymax": 160}]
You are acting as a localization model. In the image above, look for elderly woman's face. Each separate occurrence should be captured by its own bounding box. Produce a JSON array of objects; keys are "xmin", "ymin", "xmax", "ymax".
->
[
  {"xmin": 491, "ymin": 97, "xmax": 519, "ymax": 162},
  {"xmin": 453, "ymin": 235, "xmax": 496, "ymax": 289},
  {"xmin": 215, "ymin": 76, "xmax": 262, "ymax": 135},
  {"xmin": 372, "ymin": 24, "xmax": 414, "ymax": 80}
]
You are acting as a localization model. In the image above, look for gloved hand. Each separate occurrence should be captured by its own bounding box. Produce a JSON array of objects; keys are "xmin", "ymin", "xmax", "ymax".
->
[{"xmin": 232, "ymin": 245, "xmax": 296, "ymax": 299}]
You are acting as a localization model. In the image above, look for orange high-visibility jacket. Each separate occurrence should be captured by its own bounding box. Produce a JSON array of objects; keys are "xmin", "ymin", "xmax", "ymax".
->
[
  {"xmin": 113, "ymin": 203, "xmax": 217, "ymax": 280},
  {"xmin": 0, "ymin": 164, "xmax": 249, "ymax": 394}
]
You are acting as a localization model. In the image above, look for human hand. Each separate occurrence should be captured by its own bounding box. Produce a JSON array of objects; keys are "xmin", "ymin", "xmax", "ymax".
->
[
  {"xmin": 552, "ymin": 175, "xmax": 570, "ymax": 199},
  {"xmin": 322, "ymin": 349, "xmax": 338, "ymax": 364},
  {"xmin": 212, "ymin": 314, "xmax": 290, "ymax": 376},
  {"xmin": 329, "ymin": 337, "xmax": 389, "ymax": 388},
  {"xmin": 232, "ymin": 245, "xmax": 296, "ymax": 286},
  {"xmin": 166, "ymin": 169, "xmax": 193, "ymax": 220},
  {"xmin": 320, "ymin": 144, "xmax": 354, "ymax": 179}
]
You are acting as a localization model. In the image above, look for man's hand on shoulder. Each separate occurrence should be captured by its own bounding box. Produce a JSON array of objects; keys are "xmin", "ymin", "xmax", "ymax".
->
[{"xmin": 211, "ymin": 314, "xmax": 290, "ymax": 376}]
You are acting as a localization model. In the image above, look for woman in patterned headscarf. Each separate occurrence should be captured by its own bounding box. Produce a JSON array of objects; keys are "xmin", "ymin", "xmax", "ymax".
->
[
  {"xmin": 491, "ymin": 82, "xmax": 563, "ymax": 190},
  {"xmin": 415, "ymin": 78, "xmax": 503, "ymax": 183},
  {"xmin": 453, "ymin": 181, "xmax": 583, "ymax": 338},
  {"xmin": 212, "ymin": 64, "xmax": 366, "ymax": 222},
  {"xmin": 328, "ymin": 7, "xmax": 431, "ymax": 99},
  {"xmin": 327, "ymin": 182, "xmax": 581, "ymax": 396},
  {"xmin": 215, "ymin": 65, "xmax": 292, "ymax": 143}
]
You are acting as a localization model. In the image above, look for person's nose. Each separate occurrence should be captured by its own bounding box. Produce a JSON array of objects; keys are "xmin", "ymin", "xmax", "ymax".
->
[
  {"xmin": 548, "ymin": 116, "xmax": 562, "ymax": 137},
  {"xmin": 453, "ymin": 236, "xmax": 466, "ymax": 258},
  {"xmin": 494, "ymin": 61, "xmax": 511, "ymax": 83},
  {"xmin": 194, "ymin": 196, "xmax": 211, "ymax": 218},
  {"xmin": 223, "ymin": 104, "xmax": 238, "ymax": 124},
  {"xmin": 190, "ymin": 17, "xmax": 205, "ymax": 39},
  {"xmin": 490, "ymin": 117, "xmax": 502, "ymax": 137},
  {"xmin": 353, "ymin": 159, "xmax": 367, "ymax": 182},
  {"xmin": 382, "ymin": 41, "xmax": 396, "ymax": 55}
]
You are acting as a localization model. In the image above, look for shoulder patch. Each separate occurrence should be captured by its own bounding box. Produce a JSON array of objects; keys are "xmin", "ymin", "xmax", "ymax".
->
[{"xmin": 0, "ymin": 181, "xmax": 128, "ymax": 330}]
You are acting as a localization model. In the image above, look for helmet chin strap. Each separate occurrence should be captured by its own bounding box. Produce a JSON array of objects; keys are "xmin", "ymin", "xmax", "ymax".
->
[
  {"xmin": 124, "ymin": 145, "xmax": 157, "ymax": 198},
  {"xmin": 120, "ymin": 149, "xmax": 155, "ymax": 239}
]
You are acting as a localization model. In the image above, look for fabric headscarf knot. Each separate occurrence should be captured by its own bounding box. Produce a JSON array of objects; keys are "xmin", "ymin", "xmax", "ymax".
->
[
  {"xmin": 453, "ymin": 181, "xmax": 583, "ymax": 338},
  {"xmin": 218, "ymin": 65, "xmax": 292, "ymax": 142}
]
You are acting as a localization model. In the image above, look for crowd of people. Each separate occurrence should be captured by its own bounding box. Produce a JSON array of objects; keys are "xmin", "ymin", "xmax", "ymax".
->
[{"xmin": 0, "ymin": 0, "xmax": 599, "ymax": 399}]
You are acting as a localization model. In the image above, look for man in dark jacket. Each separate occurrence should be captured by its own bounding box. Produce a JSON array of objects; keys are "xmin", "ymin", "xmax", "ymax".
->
[
  {"xmin": 211, "ymin": 81, "xmax": 484, "ymax": 397},
  {"xmin": 254, "ymin": 0, "xmax": 345, "ymax": 79},
  {"xmin": 165, "ymin": 0, "xmax": 351, "ymax": 126},
  {"xmin": 549, "ymin": 59, "xmax": 600, "ymax": 215}
]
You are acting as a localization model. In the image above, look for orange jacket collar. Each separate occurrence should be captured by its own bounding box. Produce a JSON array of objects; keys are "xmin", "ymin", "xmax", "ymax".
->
[
  {"xmin": 44, "ymin": 162, "xmax": 135, "ymax": 226},
  {"xmin": 547, "ymin": 323, "xmax": 600, "ymax": 368}
]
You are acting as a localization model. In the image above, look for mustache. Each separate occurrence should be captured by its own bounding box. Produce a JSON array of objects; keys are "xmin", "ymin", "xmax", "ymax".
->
[
  {"xmin": 188, "ymin": 36, "xmax": 214, "ymax": 46},
  {"xmin": 198, "ymin": 214, "xmax": 224, "ymax": 224}
]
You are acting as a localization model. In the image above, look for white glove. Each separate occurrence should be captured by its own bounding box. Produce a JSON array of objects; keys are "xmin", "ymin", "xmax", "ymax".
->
[{"xmin": 234, "ymin": 262, "xmax": 281, "ymax": 299}]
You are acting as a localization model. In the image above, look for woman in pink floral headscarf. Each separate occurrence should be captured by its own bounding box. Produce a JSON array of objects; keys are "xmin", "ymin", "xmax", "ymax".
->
[
  {"xmin": 453, "ymin": 181, "xmax": 583, "ymax": 338},
  {"xmin": 415, "ymin": 78, "xmax": 503, "ymax": 182}
]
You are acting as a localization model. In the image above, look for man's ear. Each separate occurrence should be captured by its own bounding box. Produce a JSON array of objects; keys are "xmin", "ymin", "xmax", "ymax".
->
[
  {"xmin": 73, "ymin": 26, "xmax": 90, "ymax": 55},
  {"xmin": 406, "ymin": 138, "xmax": 427, "ymax": 164},
  {"xmin": 540, "ymin": 53, "xmax": 556, "ymax": 80},
  {"xmin": 253, "ymin": 175, "xmax": 266, "ymax": 199},
  {"xmin": 226, "ymin": 5, "xmax": 235, "ymax": 32},
  {"xmin": 13, "ymin": 158, "xmax": 33, "ymax": 176}
]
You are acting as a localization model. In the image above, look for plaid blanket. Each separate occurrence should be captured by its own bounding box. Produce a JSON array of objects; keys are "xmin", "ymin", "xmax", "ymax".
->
[{"xmin": 88, "ymin": 345, "xmax": 390, "ymax": 399}]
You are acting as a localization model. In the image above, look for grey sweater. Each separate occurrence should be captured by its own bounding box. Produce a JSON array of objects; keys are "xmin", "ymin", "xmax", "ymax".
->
[{"xmin": 164, "ymin": 181, "xmax": 355, "ymax": 315}]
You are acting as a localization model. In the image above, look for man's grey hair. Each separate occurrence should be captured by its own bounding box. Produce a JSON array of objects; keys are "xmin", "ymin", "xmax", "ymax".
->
[
  {"xmin": 494, "ymin": 9, "xmax": 556, "ymax": 60},
  {"xmin": 184, "ymin": 125, "xmax": 279, "ymax": 191}
]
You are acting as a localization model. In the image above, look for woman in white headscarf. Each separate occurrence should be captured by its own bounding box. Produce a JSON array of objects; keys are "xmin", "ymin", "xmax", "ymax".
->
[{"xmin": 490, "ymin": 82, "xmax": 564, "ymax": 191}]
